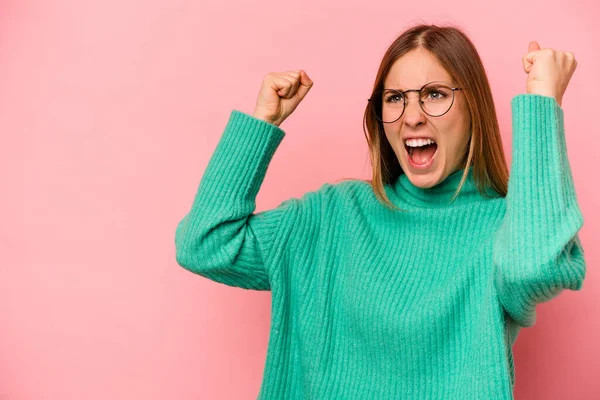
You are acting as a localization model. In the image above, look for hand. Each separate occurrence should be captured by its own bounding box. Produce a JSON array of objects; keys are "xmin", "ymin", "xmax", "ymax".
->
[
  {"xmin": 522, "ymin": 41, "xmax": 577, "ymax": 107},
  {"xmin": 253, "ymin": 70, "xmax": 313, "ymax": 127}
]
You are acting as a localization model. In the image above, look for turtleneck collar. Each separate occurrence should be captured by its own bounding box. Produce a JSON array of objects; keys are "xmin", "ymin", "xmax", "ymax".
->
[{"xmin": 391, "ymin": 165, "xmax": 486, "ymax": 208}]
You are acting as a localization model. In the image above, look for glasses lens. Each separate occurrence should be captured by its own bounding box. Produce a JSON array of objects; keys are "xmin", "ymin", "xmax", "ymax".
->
[
  {"xmin": 371, "ymin": 83, "xmax": 456, "ymax": 123},
  {"xmin": 379, "ymin": 89, "xmax": 404, "ymax": 123},
  {"xmin": 420, "ymin": 82, "xmax": 454, "ymax": 116}
]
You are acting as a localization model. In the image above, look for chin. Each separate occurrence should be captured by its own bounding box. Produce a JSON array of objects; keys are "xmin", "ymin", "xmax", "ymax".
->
[
  {"xmin": 406, "ymin": 173, "xmax": 442, "ymax": 189},
  {"xmin": 401, "ymin": 158, "xmax": 445, "ymax": 188}
]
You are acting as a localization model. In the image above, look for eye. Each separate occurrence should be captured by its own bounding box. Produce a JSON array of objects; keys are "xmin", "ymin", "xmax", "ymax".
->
[
  {"xmin": 427, "ymin": 90, "xmax": 445, "ymax": 100},
  {"xmin": 384, "ymin": 92, "xmax": 403, "ymax": 103}
]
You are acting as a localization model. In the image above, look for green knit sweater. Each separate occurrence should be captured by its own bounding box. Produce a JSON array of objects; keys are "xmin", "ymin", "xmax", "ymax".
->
[{"xmin": 174, "ymin": 94, "xmax": 586, "ymax": 399}]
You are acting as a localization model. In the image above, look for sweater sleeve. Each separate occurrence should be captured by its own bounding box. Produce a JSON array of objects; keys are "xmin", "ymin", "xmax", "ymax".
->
[
  {"xmin": 492, "ymin": 94, "xmax": 586, "ymax": 328},
  {"xmin": 174, "ymin": 110, "xmax": 295, "ymax": 291}
]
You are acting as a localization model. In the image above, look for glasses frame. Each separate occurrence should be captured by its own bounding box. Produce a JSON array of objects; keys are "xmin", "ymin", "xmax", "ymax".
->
[{"xmin": 368, "ymin": 81, "xmax": 463, "ymax": 123}]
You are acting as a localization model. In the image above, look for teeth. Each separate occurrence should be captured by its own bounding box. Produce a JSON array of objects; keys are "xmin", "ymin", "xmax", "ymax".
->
[{"xmin": 405, "ymin": 138, "xmax": 435, "ymax": 147}]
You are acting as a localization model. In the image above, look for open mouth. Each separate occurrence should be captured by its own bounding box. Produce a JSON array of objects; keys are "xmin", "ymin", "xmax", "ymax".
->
[{"xmin": 404, "ymin": 139, "xmax": 438, "ymax": 166}]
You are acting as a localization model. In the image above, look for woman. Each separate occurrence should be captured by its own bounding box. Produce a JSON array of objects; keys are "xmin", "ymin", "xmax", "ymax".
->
[{"xmin": 174, "ymin": 24, "xmax": 585, "ymax": 399}]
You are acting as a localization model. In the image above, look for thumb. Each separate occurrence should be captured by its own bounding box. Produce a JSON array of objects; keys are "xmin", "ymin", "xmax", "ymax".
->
[
  {"xmin": 523, "ymin": 41, "xmax": 541, "ymax": 74},
  {"xmin": 528, "ymin": 40, "xmax": 540, "ymax": 53},
  {"xmin": 294, "ymin": 70, "xmax": 313, "ymax": 101}
]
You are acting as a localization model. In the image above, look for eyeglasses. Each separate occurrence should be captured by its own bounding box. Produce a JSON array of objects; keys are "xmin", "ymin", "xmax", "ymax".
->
[{"xmin": 368, "ymin": 81, "xmax": 463, "ymax": 123}]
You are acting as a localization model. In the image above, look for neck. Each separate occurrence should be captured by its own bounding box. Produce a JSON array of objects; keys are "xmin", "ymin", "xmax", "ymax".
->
[{"xmin": 391, "ymin": 165, "xmax": 484, "ymax": 208}]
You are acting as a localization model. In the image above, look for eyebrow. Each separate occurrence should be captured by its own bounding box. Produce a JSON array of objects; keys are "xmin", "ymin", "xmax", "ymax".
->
[{"xmin": 385, "ymin": 81, "xmax": 453, "ymax": 90}]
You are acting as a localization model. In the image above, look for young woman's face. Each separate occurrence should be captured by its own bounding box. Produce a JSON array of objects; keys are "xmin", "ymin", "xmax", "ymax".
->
[{"xmin": 383, "ymin": 48, "xmax": 471, "ymax": 188}]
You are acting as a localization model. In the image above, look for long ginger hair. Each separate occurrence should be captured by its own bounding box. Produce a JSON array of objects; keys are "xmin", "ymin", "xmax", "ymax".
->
[{"xmin": 358, "ymin": 23, "xmax": 509, "ymax": 211}]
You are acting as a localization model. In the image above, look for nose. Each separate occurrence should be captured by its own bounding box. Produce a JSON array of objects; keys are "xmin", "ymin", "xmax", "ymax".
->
[{"xmin": 402, "ymin": 92, "xmax": 426, "ymax": 127}]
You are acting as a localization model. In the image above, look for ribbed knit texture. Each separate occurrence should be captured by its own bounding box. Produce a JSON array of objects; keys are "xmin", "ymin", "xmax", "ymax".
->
[{"xmin": 175, "ymin": 93, "xmax": 586, "ymax": 399}]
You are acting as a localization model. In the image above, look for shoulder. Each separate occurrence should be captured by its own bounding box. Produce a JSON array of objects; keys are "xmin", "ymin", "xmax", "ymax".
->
[
  {"xmin": 273, "ymin": 178, "xmax": 375, "ymax": 219},
  {"xmin": 298, "ymin": 178, "xmax": 375, "ymax": 205}
]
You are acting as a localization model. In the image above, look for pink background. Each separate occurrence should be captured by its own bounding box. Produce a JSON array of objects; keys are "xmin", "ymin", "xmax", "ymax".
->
[{"xmin": 1, "ymin": 0, "xmax": 598, "ymax": 399}]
